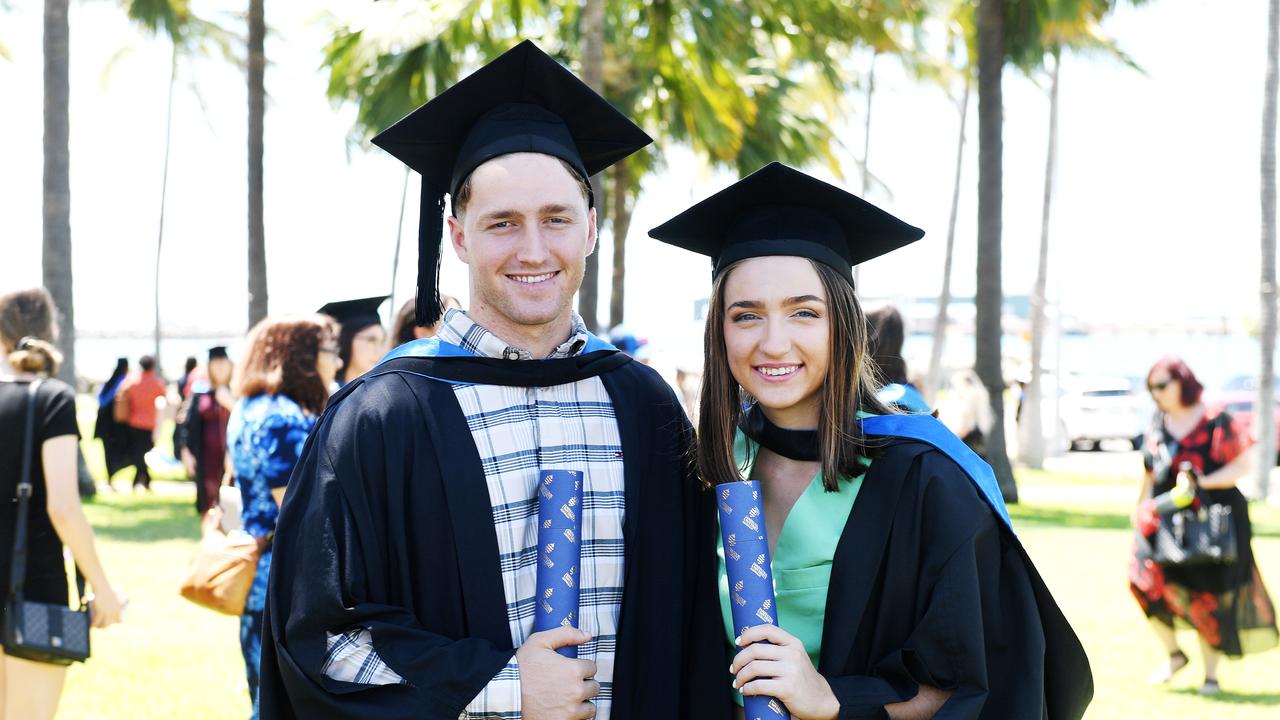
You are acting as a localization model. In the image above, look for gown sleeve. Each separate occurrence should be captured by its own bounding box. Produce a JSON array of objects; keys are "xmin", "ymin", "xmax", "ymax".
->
[
  {"xmin": 257, "ymin": 385, "xmax": 515, "ymax": 720},
  {"xmin": 181, "ymin": 393, "xmax": 201, "ymax": 457},
  {"xmin": 825, "ymin": 450, "xmax": 1074, "ymax": 720}
]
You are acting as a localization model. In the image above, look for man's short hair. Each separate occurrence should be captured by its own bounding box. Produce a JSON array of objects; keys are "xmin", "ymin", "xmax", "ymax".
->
[
  {"xmin": 140, "ymin": 355, "xmax": 156, "ymax": 372},
  {"xmin": 452, "ymin": 156, "xmax": 591, "ymax": 218}
]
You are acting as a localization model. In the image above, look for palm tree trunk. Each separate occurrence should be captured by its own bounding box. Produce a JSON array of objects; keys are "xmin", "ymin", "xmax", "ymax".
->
[
  {"xmin": 609, "ymin": 158, "xmax": 633, "ymax": 328},
  {"xmin": 860, "ymin": 52, "xmax": 876, "ymax": 197},
  {"xmin": 976, "ymin": 0, "xmax": 1017, "ymax": 501},
  {"xmin": 43, "ymin": 0, "xmax": 75, "ymax": 384},
  {"xmin": 246, "ymin": 0, "xmax": 268, "ymax": 328},
  {"xmin": 1258, "ymin": 0, "xmax": 1279, "ymax": 501},
  {"xmin": 577, "ymin": 0, "xmax": 606, "ymax": 332},
  {"xmin": 388, "ymin": 167, "xmax": 410, "ymax": 326},
  {"xmin": 154, "ymin": 46, "xmax": 177, "ymax": 374},
  {"xmin": 926, "ymin": 74, "xmax": 971, "ymax": 404},
  {"xmin": 1021, "ymin": 49, "xmax": 1060, "ymax": 469},
  {"xmin": 855, "ymin": 51, "xmax": 877, "ymax": 289}
]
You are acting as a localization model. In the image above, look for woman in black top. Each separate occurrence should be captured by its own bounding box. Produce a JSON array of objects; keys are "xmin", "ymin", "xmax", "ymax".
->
[{"xmin": 0, "ymin": 288, "xmax": 124, "ymax": 720}]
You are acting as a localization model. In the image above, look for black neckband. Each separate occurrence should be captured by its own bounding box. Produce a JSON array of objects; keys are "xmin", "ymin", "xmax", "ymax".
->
[
  {"xmin": 738, "ymin": 404, "xmax": 819, "ymax": 462},
  {"xmin": 374, "ymin": 350, "xmax": 630, "ymax": 387}
]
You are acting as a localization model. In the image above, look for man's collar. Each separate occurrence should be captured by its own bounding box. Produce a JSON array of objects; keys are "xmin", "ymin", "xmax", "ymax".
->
[{"xmin": 437, "ymin": 309, "xmax": 590, "ymax": 361}]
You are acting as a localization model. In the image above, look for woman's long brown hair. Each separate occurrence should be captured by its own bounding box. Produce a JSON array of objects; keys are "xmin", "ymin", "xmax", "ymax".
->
[
  {"xmin": 233, "ymin": 314, "xmax": 338, "ymax": 416},
  {"xmin": 697, "ymin": 259, "xmax": 894, "ymax": 491}
]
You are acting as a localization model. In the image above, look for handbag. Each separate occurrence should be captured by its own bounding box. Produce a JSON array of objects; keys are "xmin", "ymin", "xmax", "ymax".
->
[
  {"xmin": 112, "ymin": 384, "xmax": 131, "ymax": 423},
  {"xmin": 3, "ymin": 379, "xmax": 92, "ymax": 665},
  {"xmin": 178, "ymin": 508, "xmax": 260, "ymax": 616},
  {"xmin": 1153, "ymin": 500, "xmax": 1238, "ymax": 567}
]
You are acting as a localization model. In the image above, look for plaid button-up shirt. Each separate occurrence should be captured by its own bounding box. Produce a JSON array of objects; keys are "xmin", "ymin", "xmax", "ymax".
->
[{"xmin": 322, "ymin": 310, "xmax": 626, "ymax": 719}]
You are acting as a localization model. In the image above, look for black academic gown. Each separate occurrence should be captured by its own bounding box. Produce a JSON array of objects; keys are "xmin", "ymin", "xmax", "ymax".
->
[
  {"xmin": 92, "ymin": 377, "xmax": 130, "ymax": 478},
  {"xmin": 258, "ymin": 353, "xmax": 729, "ymax": 720},
  {"xmin": 783, "ymin": 439, "xmax": 1092, "ymax": 720}
]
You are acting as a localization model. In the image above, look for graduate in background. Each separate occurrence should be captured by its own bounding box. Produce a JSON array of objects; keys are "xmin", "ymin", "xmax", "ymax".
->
[
  {"xmin": 181, "ymin": 346, "xmax": 234, "ymax": 514},
  {"xmin": 650, "ymin": 162, "xmax": 1092, "ymax": 719},
  {"xmin": 93, "ymin": 357, "xmax": 131, "ymax": 484},
  {"xmin": 259, "ymin": 41, "xmax": 728, "ymax": 720},
  {"xmin": 387, "ymin": 293, "xmax": 461, "ymax": 349},
  {"xmin": 317, "ymin": 295, "xmax": 389, "ymax": 388},
  {"xmin": 865, "ymin": 305, "xmax": 930, "ymax": 413}
]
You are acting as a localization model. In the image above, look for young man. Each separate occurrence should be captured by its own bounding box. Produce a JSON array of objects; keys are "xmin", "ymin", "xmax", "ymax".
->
[{"xmin": 258, "ymin": 42, "xmax": 727, "ymax": 720}]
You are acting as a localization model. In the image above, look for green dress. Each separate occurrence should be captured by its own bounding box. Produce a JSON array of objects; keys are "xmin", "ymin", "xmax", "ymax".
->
[{"xmin": 717, "ymin": 428, "xmax": 868, "ymax": 703}]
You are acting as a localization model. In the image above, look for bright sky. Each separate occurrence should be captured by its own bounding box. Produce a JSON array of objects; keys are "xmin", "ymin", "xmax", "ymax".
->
[{"xmin": 0, "ymin": 0, "xmax": 1267, "ymax": 359}]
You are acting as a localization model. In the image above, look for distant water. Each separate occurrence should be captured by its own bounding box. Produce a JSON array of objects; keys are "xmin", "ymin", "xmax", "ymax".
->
[{"xmin": 75, "ymin": 335, "xmax": 243, "ymax": 383}]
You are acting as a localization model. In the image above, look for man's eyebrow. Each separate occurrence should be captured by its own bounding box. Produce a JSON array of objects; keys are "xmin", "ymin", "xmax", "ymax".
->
[
  {"xmin": 475, "ymin": 204, "xmax": 581, "ymax": 224},
  {"xmin": 476, "ymin": 209, "xmax": 520, "ymax": 224}
]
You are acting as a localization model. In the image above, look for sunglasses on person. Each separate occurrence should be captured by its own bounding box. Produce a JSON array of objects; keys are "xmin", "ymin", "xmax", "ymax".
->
[{"xmin": 1148, "ymin": 378, "xmax": 1174, "ymax": 393}]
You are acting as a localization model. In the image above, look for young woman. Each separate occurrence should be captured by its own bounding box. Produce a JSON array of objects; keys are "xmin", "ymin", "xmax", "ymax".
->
[
  {"xmin": 650, "ymin": 163, "xmax": 1092, "ymax": 719},
  {"xmin": 0, "ymin": 288, "xmax": 124, "ymax": 720},
  {"xmin": 227, "ymin": 315, "xmax": 339, "ymax": 718},
  {"xmin": 1130, "ymin": 356, "xmax": 1276, "ymax": 694},
  {"xmin": 181, "ymin": 346, "xmax": 234, "ymax": 514},
  {"xmin": 865, "ymin": 305, "xmax": 930, "ymax": 413},
  {"xmin": 318, "ymin": 296, "xmax": 389, "ymax": 388}
]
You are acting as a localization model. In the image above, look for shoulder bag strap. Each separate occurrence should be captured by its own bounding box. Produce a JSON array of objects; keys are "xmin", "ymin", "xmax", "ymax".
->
[{"xmin": 9, "ymin": 379, "xmax": 43, "ymax": 602}]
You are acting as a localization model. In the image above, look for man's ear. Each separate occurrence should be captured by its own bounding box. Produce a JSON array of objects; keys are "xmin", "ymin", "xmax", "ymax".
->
[
  {"xmin": 448, "ymin": 215, "xmax": 470, "ymax": 264},
  {"xmin": 585, "ymin": 206, "xmax": 598, "ymax": 257}
]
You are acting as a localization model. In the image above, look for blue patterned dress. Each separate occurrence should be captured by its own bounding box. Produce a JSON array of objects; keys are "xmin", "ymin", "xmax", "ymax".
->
[{"xmin": 228, "ymin": 394, "xmax": 315, "ymax": 719}]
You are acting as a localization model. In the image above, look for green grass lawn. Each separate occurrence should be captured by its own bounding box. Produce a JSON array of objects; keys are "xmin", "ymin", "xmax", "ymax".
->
[{"xmin": 53, "ymin": 400, "xmax": 1280, "ymax": 718}]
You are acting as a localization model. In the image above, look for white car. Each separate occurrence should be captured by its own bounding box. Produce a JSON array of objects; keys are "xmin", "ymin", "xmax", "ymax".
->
[{"xmin": 1055, "ymin": 374, "xmax": 1152, "ymax": 451}]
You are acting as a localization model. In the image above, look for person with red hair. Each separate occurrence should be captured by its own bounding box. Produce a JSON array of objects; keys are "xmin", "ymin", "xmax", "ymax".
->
[
  {"xmin": 227, "ymin": 314, "xmax": 340, "ymax": 719},
  {"xmin": 1130, "ymin": 355, "xmax": 1277, "ymax": 695}
]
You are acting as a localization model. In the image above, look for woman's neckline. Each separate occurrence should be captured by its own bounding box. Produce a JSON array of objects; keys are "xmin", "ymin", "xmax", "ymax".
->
[{"xmin": 1163, "ymin": 403, "xmax": 1205, "ymax": 441}]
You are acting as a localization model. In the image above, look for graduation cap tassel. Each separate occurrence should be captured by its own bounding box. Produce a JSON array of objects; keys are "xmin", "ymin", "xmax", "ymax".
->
[{"xmin": 416, "ymin": 181, "xmax": 447, "ymax": 327}]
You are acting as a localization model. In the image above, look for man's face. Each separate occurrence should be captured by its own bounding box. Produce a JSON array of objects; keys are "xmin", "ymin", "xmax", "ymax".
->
[{"xmin": 449, "ymin": 153, "xmax": 595, "ymax": 336}]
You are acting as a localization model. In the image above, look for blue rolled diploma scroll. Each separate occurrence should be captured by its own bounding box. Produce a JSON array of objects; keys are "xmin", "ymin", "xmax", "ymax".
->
[
  {"xmin": 718, "ymin": 480, "xmax": 791, "ymax": 720},
  {"xmin": 534, "ymin": 469, "xmax": 584, "ymax": 658}
]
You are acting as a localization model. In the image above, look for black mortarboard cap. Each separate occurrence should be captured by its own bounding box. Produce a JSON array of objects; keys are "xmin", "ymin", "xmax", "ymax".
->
[
  {"xmin": 207, "ymin": 346, "xmax": 229, "ymax": 361},
  {"xmin": 317, "ymin": 295, "xmax": 390, "ymax": 331},
  {"xmin": 371, "ymin": 40, "xmax": 652, "ymax": 326},
  {"xmin": 647, "ymin": 162, "xmax": 925, "ymax": 285}
]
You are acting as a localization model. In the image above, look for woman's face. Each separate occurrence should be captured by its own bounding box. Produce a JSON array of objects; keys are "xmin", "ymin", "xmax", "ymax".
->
[
  {"xmin": 208, "ymin": 357, "xmax": 233, "ymax": 386},
  {"xmin": 1147, "ymin": 368, "xmax": 1182, "ymax": 412},
  {"xmin": 317, "ymin": 336, "xmax": 343, "ymax": 388},
  {"xmin": 346, "ymin": 324, "xmax": 387, "ymax": 380},
  {"xmin": 722, "ymin": 256, "xmax": 830, "ymax": 429}
]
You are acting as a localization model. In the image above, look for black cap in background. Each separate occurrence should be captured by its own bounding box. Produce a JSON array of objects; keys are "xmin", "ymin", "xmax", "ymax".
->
[{"xmin": 317, "ymin": 295, "xmax": 391, "ymax": 332}]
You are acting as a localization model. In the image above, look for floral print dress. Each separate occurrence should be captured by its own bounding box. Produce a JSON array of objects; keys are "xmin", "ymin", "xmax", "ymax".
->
[
  {"xmin": 228, "ymin": 394, "xmax": 315, "ymax": 719},
  {"xmin": 1129, "ymin": 407, "xmax": 1277, "ymax": 656}
]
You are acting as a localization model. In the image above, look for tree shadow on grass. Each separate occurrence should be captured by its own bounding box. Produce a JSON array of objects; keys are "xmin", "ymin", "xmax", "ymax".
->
[
  {"xmin": 1007, "ymin": 504, "xmax": 1280, "ymax": 538},
  {"xmin": 1170, "ymin": 687, "xmax": 1280, "ymax": 705},
  {"xmin": 1007, "ymin": 505, "xmax": 1133, "ymax": 531},
  {"xmin": 83, "ymin": 492, "xmax": 200, "ymax": 544}
]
